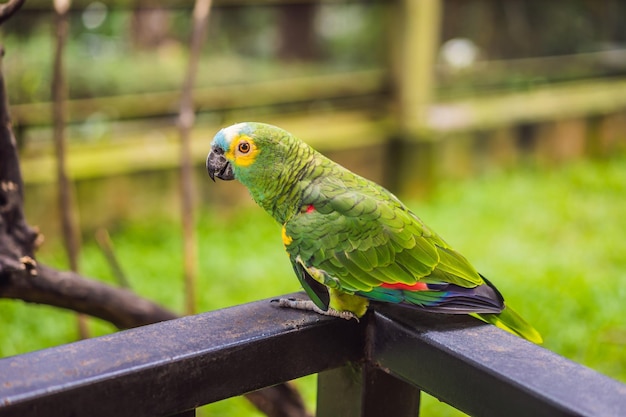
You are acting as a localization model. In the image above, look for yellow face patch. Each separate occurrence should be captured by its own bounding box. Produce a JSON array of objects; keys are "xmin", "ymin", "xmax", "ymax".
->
[{"xmin": 225, "ymin": 134, "xmax": 260, "ymax": 168}]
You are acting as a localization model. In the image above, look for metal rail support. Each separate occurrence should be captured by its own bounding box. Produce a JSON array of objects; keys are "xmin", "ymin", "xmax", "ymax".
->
[{"xmin": 1, "ymin": 294, "xmax": 625, "ymax": 417}]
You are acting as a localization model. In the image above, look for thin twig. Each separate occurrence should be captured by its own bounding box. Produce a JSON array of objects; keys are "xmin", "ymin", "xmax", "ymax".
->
[
  {"xmin": 52, "ymin": 0, "xmax": 88, "ymax": 338},
  {"xmin": 95, "ymin": 228, "xmax": 131, "ymax": 289},
  {"xmin": 178, "ymin": 0, "xmax": 212, "ymax": 315}
]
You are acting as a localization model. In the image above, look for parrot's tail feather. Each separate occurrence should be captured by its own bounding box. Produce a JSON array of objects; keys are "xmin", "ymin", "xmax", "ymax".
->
[
  {"xmin": 362, "ymin": 277, "xmax": 542, "ymax": 343},
  {"xmin": 474, "ymin": 306, "xmax": 543, "ymax": 344},
  {"xmin": 361, "ymin": 281, "xmax": 504, "ymax": 314}
]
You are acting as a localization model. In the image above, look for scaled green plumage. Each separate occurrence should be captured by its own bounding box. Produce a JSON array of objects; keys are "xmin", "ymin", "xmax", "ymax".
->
[{"xmin": 207, "ymin": 122, "xmax": 542, "ymax": 344}]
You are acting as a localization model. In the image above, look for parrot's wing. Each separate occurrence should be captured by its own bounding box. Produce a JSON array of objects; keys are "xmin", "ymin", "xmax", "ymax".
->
[{"xmin": 284, "ymin": 182, "xmax": 485, "ymax": 297}]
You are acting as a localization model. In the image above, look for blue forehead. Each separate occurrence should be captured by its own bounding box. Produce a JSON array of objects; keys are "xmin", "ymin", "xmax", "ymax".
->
[{"xmin": 212, "ymin": 130, "xmax": 229, "ymax": 150}]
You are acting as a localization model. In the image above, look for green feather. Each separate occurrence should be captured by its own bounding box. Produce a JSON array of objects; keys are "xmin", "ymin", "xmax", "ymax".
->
[
  {"xmin": 435, "ymin": 246, "xmax": 483, "ymax": 287},
  {"xmin": 474, "ymin": 306, "xmax": 543, "ymax": 344}
]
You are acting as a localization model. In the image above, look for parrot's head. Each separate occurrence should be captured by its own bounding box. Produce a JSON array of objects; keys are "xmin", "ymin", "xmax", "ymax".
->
[
  {"xmin": 207, "ymin": 122, "xmax": 290, "ymax": 183},
  {"xmin": 206, "ymin": 122, "xmax": 252, "ymax": 183},
  {"xmin": 207, "ymin": 122, "xmax": 314, "ymax": 215}
]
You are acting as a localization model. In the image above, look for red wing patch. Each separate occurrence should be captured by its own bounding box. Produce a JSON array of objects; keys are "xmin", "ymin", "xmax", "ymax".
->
[{"xmin": 380, "ymin": 282, "xmax": 428, "ymax": 291}]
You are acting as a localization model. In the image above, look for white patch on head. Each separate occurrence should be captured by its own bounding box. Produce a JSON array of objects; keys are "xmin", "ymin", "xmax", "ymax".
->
[{"xmin": 222, "ymin": 123, "xmax": 247, "ymax": 144}]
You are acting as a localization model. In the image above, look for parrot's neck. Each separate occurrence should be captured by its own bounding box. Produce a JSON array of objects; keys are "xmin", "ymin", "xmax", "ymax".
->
[{"xmin": 244, "ymin": 142, "xmax": 318, "ymax": 225}]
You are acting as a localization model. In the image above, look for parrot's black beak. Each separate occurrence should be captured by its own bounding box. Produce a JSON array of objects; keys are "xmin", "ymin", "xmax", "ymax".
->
[{"xmin": 206, "ymin": 147, "xmax": 235, "ymax": 181}]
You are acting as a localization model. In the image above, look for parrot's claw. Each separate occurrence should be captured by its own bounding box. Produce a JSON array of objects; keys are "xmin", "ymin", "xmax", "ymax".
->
[{"xmin": 271, "ymin": 298, "xmax": 359, "ymax": 322}]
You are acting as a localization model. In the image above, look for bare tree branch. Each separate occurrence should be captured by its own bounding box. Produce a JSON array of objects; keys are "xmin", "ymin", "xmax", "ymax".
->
[
  {"xmin": 0, "ymin": 35, "xmax": 39, "ymax": 279},
  {"xmin": 0, "ymin": 0, "xmax": 26, "ymax": 26},
  {"xmin": 0, "ymin": 265, "xmax": 178, "ymax": 328},
  {"xmin": 247, "ymin": 384, "xmax": 313, "ymax": 417},
  {"xmin": 0, "ymin": 4, "xmax": 311, "ymax": 416}
]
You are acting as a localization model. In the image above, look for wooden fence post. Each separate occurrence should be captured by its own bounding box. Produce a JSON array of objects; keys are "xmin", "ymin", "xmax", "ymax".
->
[
  {"xmin": 394, "ymin": 0, "xmax": 442, "ymax": 133},
  {"xmin": 388, "ymin": 0, "xmax": 443, "ymax": 196}
]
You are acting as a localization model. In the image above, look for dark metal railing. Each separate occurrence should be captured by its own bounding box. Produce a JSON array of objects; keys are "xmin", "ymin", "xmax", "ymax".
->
[{"xmin": 1, "ymin": 293, "xmax": 625, "ymax": 417}]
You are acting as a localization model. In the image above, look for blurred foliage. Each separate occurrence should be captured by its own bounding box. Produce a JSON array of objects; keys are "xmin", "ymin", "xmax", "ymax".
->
[
  {"xmin": 441, "ymin": 0, "xmax": 626, "ymax": 59},
  {"xmin": 3, "ymin": 153, "xmax": 625, "ymax": 415},
  {"xmin": 0, "ymin": 4, "xmax": 386, "ymax": 105},
  {"xmin": 2, "ymin": 0, "xmax": 626, "ymax": 107}
]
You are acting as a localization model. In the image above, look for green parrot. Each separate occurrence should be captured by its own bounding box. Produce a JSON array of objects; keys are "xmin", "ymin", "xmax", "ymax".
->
[{"xmin": 206, "ymin": 122, "xmax": 542, "ymax": 344}]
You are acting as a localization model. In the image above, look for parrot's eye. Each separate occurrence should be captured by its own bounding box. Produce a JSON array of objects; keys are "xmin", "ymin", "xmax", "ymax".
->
[{"xmin": 237, "ymin": 141, "xmax": 251, "ymax": 154}]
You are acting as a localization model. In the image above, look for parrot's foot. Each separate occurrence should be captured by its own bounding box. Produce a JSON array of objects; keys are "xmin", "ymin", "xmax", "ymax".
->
[{"xmin": 272, "ymin": 298, "xmax": 359, "ymax": 321}]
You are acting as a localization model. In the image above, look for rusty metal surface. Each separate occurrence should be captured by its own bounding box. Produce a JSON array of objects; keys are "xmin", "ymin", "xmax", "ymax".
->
[
  {"xmin": 0, "ymin": 293, "xmax": 363, "ymax": 417},
  {"xmin": 370, "ymin": 305, "xmax": 626, "ymax": 417}
]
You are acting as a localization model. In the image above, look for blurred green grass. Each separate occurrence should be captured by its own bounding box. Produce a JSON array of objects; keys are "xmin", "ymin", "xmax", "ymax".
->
[{"xmin": 2, "ymin": 155, "xmax": 625, "ymax": 416}]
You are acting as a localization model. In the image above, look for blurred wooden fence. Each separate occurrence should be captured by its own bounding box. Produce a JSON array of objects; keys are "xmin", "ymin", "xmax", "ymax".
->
[{"xmin": 11, "ymin": 0, "xmax": 626, "ymax": 195}]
